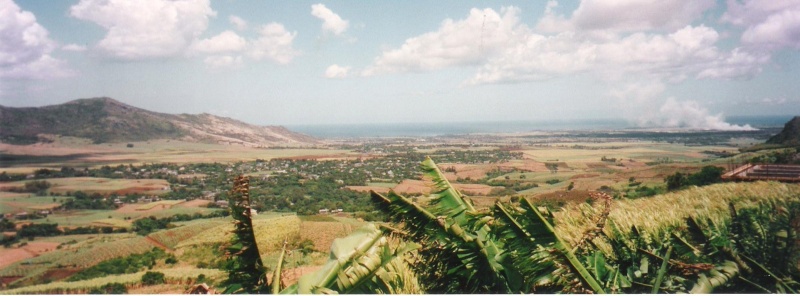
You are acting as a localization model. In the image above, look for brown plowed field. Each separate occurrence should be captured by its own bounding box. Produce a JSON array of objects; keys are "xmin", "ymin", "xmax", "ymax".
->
[{"xmin": 0, "ymin": 241, "xmax": 60, "ymax": 269}]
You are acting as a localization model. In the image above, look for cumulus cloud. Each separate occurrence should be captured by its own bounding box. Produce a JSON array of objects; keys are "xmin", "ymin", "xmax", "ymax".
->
[
  {"xmin": 363, "ymin": 4, "xmax": 764, "ymax": 85},
  {"xmin": 637, "ymin": 98, "xmax": 755, "ymax": 130},
  {"xmin": 229, "ymin": 15, "xmax": 247, "ymax": 31},
  {"xmin": 0, "ymin": 0, "xmax": 72, "ymax": 79},
  {"xmin": 722, "ymin": 0, "xmax": 800, "ymax": 50},
  {"xmin": 190, "ymin": 30, "xmax": 247, "ymax": 54},
  {"xmin": 247, "ymin": 23, "xmax": 299, "ymax": 64},
  {"xmin": 325, "ymin": 64, "xmax": 350, "ymax": 78},
  {"xmin": 363, "ymin": 7, "xmax": 525, "ymax": 76},
  {"xmin": 311, "ymin": 4, "xmax": 349, "ymax": 35},
  {"xmin": 568, "ymin": 0, "xmax": 715, "ymax": 32},
  {"xmin": 465, "ymin": 24, "xmax": 751, "ymax": 84},
  {"xmin": 69, "ymin": 0, "xmax": 216, "ymax": 60}
]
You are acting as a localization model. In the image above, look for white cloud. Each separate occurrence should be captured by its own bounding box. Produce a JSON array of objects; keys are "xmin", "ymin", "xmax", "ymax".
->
[
  {"xmin": 741, "ymin": 9, "xmax": 800, "ymax": 50},
  {"xmin": 311, "ymin": 4, "xmax": 349, "ymax": 35},
  {"xmin": 364, "ymin": 5, "xmax": 762, "ymax": 85},
  {"xmin": 637, "ymin": 98, "xmax": 755, "ymax": 130},
  {"xmin": 466, "ymin": 24, "xmax": 745, "ymax": 85},
  {"xmin": 229, "ymin": 15, "xmax": 247, "ymax": 31},
  {"xmin": 247, "ymin": 23, "xmax": 299, "ymax": 64},
  {"xmin": 696, "ymin": 48, "xmax": 769, "ymax": 79},
  {"xmin": 62, "ymin": 44, "xmax": 87, "ymax": 52},
  {"xmin": 722, "ymin": 0, "xmax": 800, "ymax": 50},
  {"xmin": 69, "ymin": 0, "xmax": 216, "ymax": 60},
  {"xmin": 203, "ymin": 55, "xmax": 242, "ymax": 69},
  {"xmin": 567, "ymin": 0, "xmax": 715, "ymax": 32},
  {"xmin": 363, "ymin": 7, "xmax": 525, "ymax": 76},
  {"xmin": 191, "ymin": 30, "xmax": 247, "ymax": 54},
  {"xmin": 324, "ymin": 64, "xmax": 350, "ymax": 78},
  {"xmin": 0, "ymin": 0, "xmax": 72, "ymax": 79}
]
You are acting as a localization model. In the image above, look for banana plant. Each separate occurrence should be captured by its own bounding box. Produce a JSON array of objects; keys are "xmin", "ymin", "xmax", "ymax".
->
[
  {"xmin": 493, "ymin": 198, "xmax": 608, "ymax": 293},
  {"xmin": 281, "ymin": 224, "xmax": 420, "ymax": 294},
  {"xmin": 371, "ymin": 157, "xmax": 522, "ymax": 293}
]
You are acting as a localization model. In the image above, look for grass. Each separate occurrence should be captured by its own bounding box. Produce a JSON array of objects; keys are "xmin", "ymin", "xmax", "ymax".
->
[
  {"xmin": 0, "ymin": 177, "xmax": 170, "ymax": 195},
  {"xmin": 0, "ymin": 235, "xmax": 156, "ymax": 286},
  {"xmin": 552, "ymin": 181, "xmax": 800, "ymax": 255},
  {"xmin": 1, "ymin": 139, "xmax": 356, "ymax": 171},
  {"xmin": 175, "ymin": 214, "xmax": 301, "ymax": 255},
  {"xmin": 136, "ymin": 200, "xmax": 185, "ymax": 210},
  {"xmin": 147, "ymin": 218, "xmax": 229, "ymax": 249},
  {"xmin": 1, "ymin": 267, "xmax": 225, "ymax": 294},
  {"xmin": 27, "ymin": 207, "xmax": 222, "ymax": 228},
  {"xmin": 0, "ymin": 195, "xmax": 70, "ymax": 212},
  {"xmin": 90, "ymin": 218, "xmax": 132, "ymax": 228}
]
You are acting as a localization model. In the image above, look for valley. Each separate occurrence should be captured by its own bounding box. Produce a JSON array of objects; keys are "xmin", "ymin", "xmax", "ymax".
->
[{"xmin": 1, "ymin": 122, "xmax": 796, "ymax": 293}]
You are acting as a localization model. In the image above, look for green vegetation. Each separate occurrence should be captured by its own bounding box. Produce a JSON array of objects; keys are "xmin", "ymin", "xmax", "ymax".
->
[
  {"xmin": 221, "ymin": 158, "xmax": 800, "ymax": 294},
  {"xmin": 132, "ymin": 212, "xmax": 228, "ymax": 236},
  {"xmin": 665, "ymin": 165, "xmax": 724, "ymax": 191},
  {"xmin": 140, "ymin": 271, "xmax": 166, "ymax": 286},
  {"xmin": 62, "ymin": 191, "xmax": 116, "ymax": 210},
  {"xmin": 87, "ymin": 282, "xmax": 127, "ymax": 294},
  {"xmin": 67, "ymin": 248, "xmax": 172, "ymax": 282}
]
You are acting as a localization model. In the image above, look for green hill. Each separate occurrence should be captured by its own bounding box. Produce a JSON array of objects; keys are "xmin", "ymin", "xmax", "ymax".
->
[{"xmin": 766, "ymin": 116, "xmax": 800, "ymax": 146}]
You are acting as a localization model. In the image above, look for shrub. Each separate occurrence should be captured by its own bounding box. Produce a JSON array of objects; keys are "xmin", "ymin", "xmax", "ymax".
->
[
  {"xmin": 141, "ymin": 271, "xmax": 165, "ymax": 285},
  {"xmin": 88, "ymin": 282, "xmax": 127, "ymax": 294}
]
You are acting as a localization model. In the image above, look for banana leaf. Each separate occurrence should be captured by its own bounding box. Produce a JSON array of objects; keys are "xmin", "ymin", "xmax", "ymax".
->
[{"xmin": 284, "ymin": 224, "xmax": 420, "ymax": 294}]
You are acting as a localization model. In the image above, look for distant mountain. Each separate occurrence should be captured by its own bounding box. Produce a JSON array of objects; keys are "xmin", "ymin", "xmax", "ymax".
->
[
  {"xmin": 766, "ymin": 116, "xmax": 800, "ymax": 146},
  {"xmin": 0, "ymin": 97, "xmax": 320, "ymax": 146}
]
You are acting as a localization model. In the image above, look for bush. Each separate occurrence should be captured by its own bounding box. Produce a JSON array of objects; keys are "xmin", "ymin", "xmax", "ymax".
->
[
  {"xmin": 88, "ymin": 282, "xmax": 127, "ymax": 294},
  {"xmin": 141, "ymin": 271, "xmax": 165, "ymax": 285}
]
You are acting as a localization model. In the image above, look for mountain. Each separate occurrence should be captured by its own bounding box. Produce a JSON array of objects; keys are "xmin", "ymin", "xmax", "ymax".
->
[
  {"xmin": 0, "ymin": 97, "xmax": 320, "ymax": 146},
  {"xmin": 766, "ymin": 116, "xmax": 800, "ymax": 146}
]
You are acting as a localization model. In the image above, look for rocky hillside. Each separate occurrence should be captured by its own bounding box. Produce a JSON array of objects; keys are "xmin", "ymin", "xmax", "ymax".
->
[
  {"xmin": 766, "ymin": 116, "xmax": 800, "ymax": 146},
  {"xmin": 0, "ymin": 97, "xmax": 319, "ymax": 146}
]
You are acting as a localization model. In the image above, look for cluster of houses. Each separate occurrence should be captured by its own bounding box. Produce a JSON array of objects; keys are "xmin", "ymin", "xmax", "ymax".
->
[
  {"xmin": 318, "ymin": 208, "xmax": 344, "ymax": 215},
  {"xmin": 3, "ymin": 210, "xmax": 52, "ymax": 220}
]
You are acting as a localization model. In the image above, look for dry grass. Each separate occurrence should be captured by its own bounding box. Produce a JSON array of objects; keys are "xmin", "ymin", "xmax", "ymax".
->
[
  {"xmin": 300, "ymin": 221, "xmax": 354, "ymax": 252},
  {"xmin": 135, "ymin": 200, "xmax": 185, "ymax": 210},
  {"xmin": 552, "ymin": 181, "xmax": 800, "ymax": 255}
]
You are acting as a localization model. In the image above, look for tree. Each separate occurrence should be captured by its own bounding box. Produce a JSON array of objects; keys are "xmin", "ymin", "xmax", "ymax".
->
[
  {"xmin": 141, "ymin": 271, "xmax": 165, "ymax": 285},
  {"xmin": 665, "ymin": 171, "xmax": 687, "ymax": 191},
  {"xmin": 687, "ymin": 165, "xmax": 724, "ymax": 186}
]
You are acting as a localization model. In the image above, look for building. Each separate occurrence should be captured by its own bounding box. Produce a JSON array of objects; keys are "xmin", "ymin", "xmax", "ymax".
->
[{"xmin": 722, "ymin": 164, "xmax": 800, "ymax": 182}]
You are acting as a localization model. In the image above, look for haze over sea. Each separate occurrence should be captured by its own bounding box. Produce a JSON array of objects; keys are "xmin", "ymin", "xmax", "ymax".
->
[{"xmin": 288, "ymin": 115, "xmax": 792, "ymax": 138}]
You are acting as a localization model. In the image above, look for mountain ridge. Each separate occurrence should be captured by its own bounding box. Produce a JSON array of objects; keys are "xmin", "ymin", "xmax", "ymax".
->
[
  {"xmin": 766, "ymin": 116, "xmax": 800, "ymax": 146},
  {"xmin": 0, "ymin": 97, "xmax": 320, "ymax": 146}
]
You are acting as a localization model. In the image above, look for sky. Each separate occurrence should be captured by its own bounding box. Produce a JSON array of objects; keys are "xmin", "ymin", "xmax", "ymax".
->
[{"xmin": 1, "ymin": 0, "xmax": 799, "ymax": 129}]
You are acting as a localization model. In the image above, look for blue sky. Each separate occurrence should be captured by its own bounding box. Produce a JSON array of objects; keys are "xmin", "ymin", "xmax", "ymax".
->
[{"xmin": 1, "ymin": 0, "xmax": 799, "ymax": 129}]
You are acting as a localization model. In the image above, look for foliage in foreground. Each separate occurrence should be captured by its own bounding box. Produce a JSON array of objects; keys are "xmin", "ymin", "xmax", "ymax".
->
[{"xmin": 222, "ymin": 158, "xmax": 800, "ymax": 294}]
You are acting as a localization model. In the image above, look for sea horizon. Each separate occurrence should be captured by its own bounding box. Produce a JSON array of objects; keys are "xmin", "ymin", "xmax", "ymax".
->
[{"xmin": 286, "ymin": 115, "xmax": 793, "ymax": 138}]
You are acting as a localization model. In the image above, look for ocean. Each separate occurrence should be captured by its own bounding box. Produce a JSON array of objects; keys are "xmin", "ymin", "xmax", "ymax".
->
[{"xmin": 286, "ymin": 115, "xmax": 793, "ymax": 138}]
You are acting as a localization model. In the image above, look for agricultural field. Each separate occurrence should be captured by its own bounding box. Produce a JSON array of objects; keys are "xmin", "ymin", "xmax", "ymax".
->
[
  {"xmin": 0, "ymin": 177, "xmax": 170, "ymax": 195},
  {"xmin": 1, "ymin": 127, "xmax": 793, "ymax": 293},
  {"xmin": 0, "ymin": 139, "xmax": 355, "ymax": 174}
]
